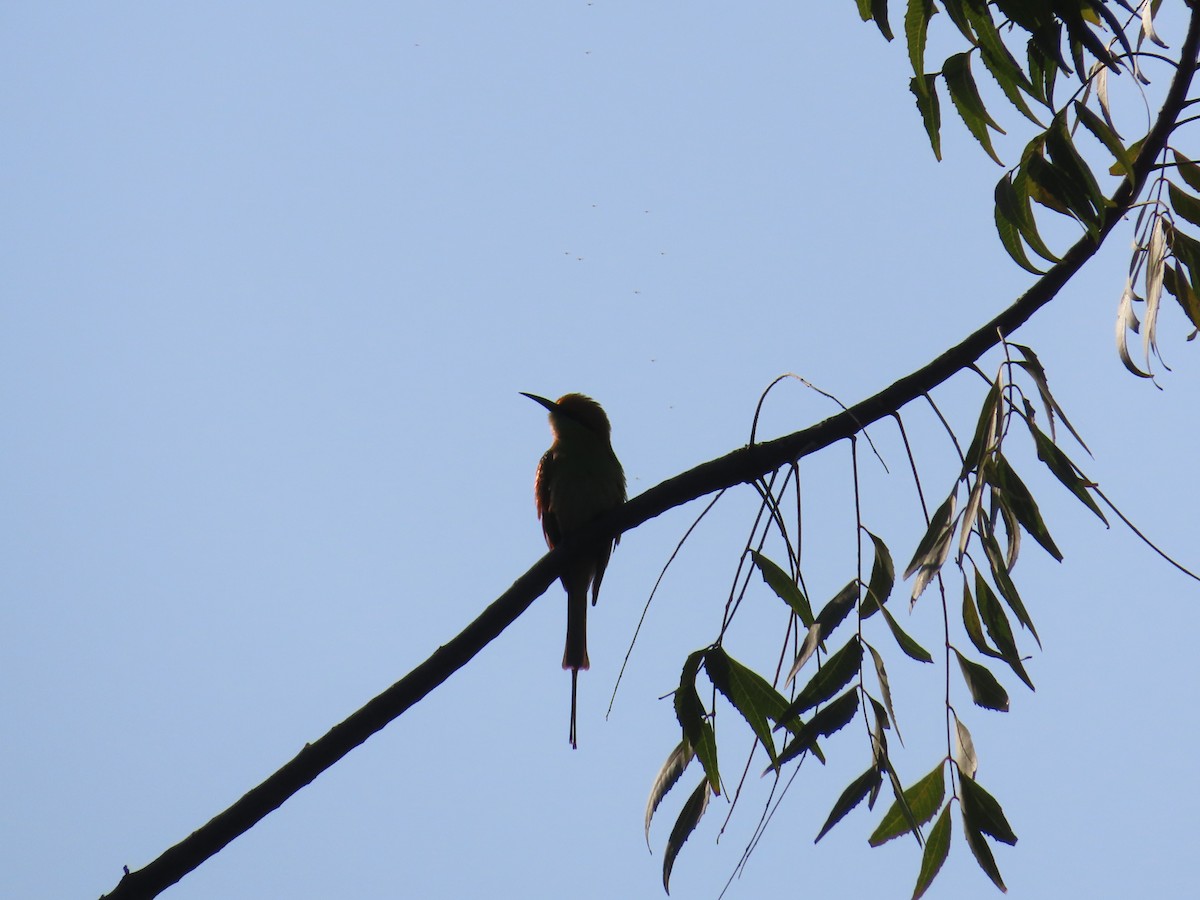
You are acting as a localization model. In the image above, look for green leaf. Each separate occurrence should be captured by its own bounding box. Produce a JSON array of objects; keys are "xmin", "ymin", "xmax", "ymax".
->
[
  {"xmin": 704, "ymin": 647, "xmax": 778, "ymax": 763},
  {"xmin": 674, "ymin": 651, "xmax": 721, "ymax": 793},
  {"xmin": 867, "ymin": 642, "xmax": 904, "ymax": 744},
  {"xmin": 779, "ymin": 637, "xmax": 863, "ymax": 724},
  {"xmin": 868, "ymin": 762, "xmax": 945, "ymax": 846},
  {"xmin": 855, "ymin": 0, "xmax": 895, "ymax": 42},
  {"xmin": 1025, "ymin": 424, "xmax": 1107, "ymax": 523},
  {"xmin": 645, "ymin": 740, "xmax": 694, "ymax": 844},
  {"xmin": 904, "ymin": 0, "xmax": 934, "ymax": 79},
  {"xmin": 943, "ymin": 52, "xmax": 1005, "ymax": 164},
  {"xmin": 993, "ymin": 181, "xmax": 1045, "ymax": 274},
  {"xmin": 787, "ymin": 580, "xmax": 860, "ymax": 683},
  {"xmin": 751, "ymin": 551, "xmax": 814, "ymax": 625},
  {"xmin": 910, "ymin": 73, "xmax": 942, "ymax": 160},
  {"xmin": 962, "ymin": 807, "xmax": 1007, "ymax": 893},
  {"xmin": 861, "ymin": 530, "xmax": 895, "ymax": 618},
  {"xmin": 988, "ymin": 453, "xmax": 1063, "ymax": 560},
  {"xmin": 1010, "ymin": 163, "xmax": 1063, "ymax": 263},
  {"xmin": 662, "ymin": 778, "xmax": 710, "ymax": 894},
  {"xmin": 879, "ymin": 603, "xmax": 934, "ymax": 663},
  {"xmin": 1169, "ymin": 182, "xmax": 1200, "ymax": 230},
  {"xmin": 815, "ymin": 765, "xmax": 883, "ymax": 843},
  {"xmin": 961, "ymin": 576, "xmax": 1003, "ymax": 660},
  {"xmin": 960, "ymin": 773, "xmax": 1019, "ymax": 845},
  {"xmin": 980, "ymin": 527, "xmax": 1041, "ymax": 646},
  {"xmin": 1173, "ymin": 150, "xmax": 1200, "ymax": 193},
  {"xmin": 1045, "ymin": 113, "xmax": 1105, "ymax": 229},
  {"xmin": 904, "ymin": 492, "xmax": 958, "ymax": 600},
  {"xmin": 912, "ymin": 804, "xmax": 952, "ymax": 900},
  {"xmin": 974, "ymin": 570, "xmax": 1034, "ymax": 690},
  {"xmin": 954, "ymin": 649, "xmax": 1010, "ymax": 712},
  {"xmin": 1075, "ymin": 101, "xmax": 1133, "ymax": 179},
  {"xmin": 1010, "ymin": 340, "xmax": 1088, "ymax": 449},
  {"xmin": 960, "ymin": 377, "xmax": 1002, "ymax": 478},
  {"xmin": 772, "ymin": 689, "xmax": 860, "ymax": 770}
]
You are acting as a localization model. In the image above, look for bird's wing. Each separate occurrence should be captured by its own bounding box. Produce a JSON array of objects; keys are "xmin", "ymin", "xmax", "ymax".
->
[{"xmin": 534, "ymin": 448, "xmax": 561, "ymax": 548}]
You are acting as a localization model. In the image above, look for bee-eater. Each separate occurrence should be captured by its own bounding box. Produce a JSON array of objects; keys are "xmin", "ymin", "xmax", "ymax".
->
[{"xmin": 522, "ymin": 392, "xmax": 626, "ymax": 748}]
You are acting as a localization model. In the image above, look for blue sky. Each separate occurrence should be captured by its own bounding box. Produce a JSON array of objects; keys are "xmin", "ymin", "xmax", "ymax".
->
[{"xmin": 3, "ymin": 3, "xmax": 1198, "ymax": 899}]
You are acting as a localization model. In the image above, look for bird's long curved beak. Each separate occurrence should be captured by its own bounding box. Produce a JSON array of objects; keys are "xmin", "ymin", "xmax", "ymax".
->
[{"xmin": 520, "ymin": 392, "xmax": 558, "ymax": 413}]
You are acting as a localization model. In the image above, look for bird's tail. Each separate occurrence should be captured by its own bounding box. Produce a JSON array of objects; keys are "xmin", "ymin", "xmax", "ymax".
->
[{"xmin": 563, "ymin": 586, "xmax": 589, "ymax": 750}]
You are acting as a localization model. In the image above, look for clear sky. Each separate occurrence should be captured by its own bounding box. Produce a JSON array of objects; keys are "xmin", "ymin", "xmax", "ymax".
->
[{"xmin": 3, "ymin": 3, "xmax": 1198, "ymax": 899}]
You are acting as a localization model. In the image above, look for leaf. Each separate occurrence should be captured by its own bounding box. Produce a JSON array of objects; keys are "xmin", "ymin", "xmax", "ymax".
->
[
  {"xmin": 960, "ymin": 773, "xmax": 1019, "ymax": 845},
  {"xmin": 771, "ymin": 689, "xmax": 860, "ymax": 770},
  {"xmin": 674, "ymin": 650, "xmax": 721, "ymax": 793},
  {"xmin": 662, "ymin": 778, "xmax": 710, "ymax": 894},
  {"xmin": 1145, "ymin": 214, "xmax": 1166, "ymax": 361},
  {"xmin": 910, "ymin": 73, "xmax": 942, "ymax": 160},
  {"xmin": 645, "ymin": 740, "xmax": 694, "ymax": 845},
  {"xmin": 704, "ymin": 647, "xmax": 779, "ymax": 764},
  {"xmin": 868, "ymin": 762, "xmax": 945, "ymax": 847},
  {"xmin": 904, "ymin": 492, "xmax": 958, "ymax": 600},
  {"xmin": 867, "ymin": 642, "xmax": 904, "ymax": 744},
  {"xmin": 1174, "ymin": 150, "xmax": 1200, "ymax": 193},
  {"xmin": 879, "ymin": 603, "xmax": 934, "ymax": 663},
  {"xmin": 1023, "ymin": 423, "xmax": 1106, "ymax": 522},
  {"xmin": 815, "ymin": 766, "xmax": 883, "ymax": 843},
  {"xmin": 904, "ymin": 0, "xmax": 934, "ymax": 79},
  {"xmin": 961, "ymin": 576, "xmax": 1003, "ymax": 661},
  {"xmin": 912, "ymin": 804, "xmax": 952, "ymax": 900},
  {"xmin": 960, "ymin": 376, "xmax": 1002, "ymax": 478},
  {"xmin": 856, "ymin": 0, "xmax": 895, "ymax": 42},
  {"xmin": 751, "ymin": 551, "xmax": 814, "ymax": 626},
  {"xmin": 962, "ymin": 805, "xmax": 1007, "ymax": 893},
  {"xmin": 786, "ymin": 580, "xmax": 859, "ymax": 683},
  {"xmin": 1169, "ymin": 182, "xmax": 1200, "ymax": 230},
  {"xmin": 780, "ymin": 637, "xmax": 863, "ymax": 724},
  {"xmin": 974, "ymin": 570, "xmax": 1034, "ymax": 690},
  {"xmin": 994, "ymin": 182, "xmax": 1045, "ymax": 275},
  {"xmin": 1115, "ymin": 278, "xmax": 1152, "ymax": 378},
  {"xmin": 954, "ymin": 717, "xmax": 978, "ymax": 779},
  {"xmin": 943, "ymin": 52, "xmax": 1005, "ymax": 164},
  {"xmin": 1074, "ymin": 101, "xmax": 1133, "ymax": 179},
  {"xmin": 1010, "ymin": 341, "xmax": 1089, "ymax": 450},
  {"xmin": 980, "ymin": 528, "xmax": 1040, "ymax": 646},
  {"xmin": 861, "ymin": 530, "xmax": 895, "ymax": 618},
  {"xmin": 954, "ymin": 649, "xmax": 1010, "ymax": 712},
  {"xmin": 988, "ymin": 453, "xmax": 1062, "ymax": 561}
]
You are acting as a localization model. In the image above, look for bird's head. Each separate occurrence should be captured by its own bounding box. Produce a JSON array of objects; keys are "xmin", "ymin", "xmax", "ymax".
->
[{"xmin": 521, "ymin": 392, "xmax": 613, "ymax": 441}]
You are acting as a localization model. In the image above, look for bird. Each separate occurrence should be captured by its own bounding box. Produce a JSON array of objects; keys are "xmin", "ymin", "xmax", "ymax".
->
[{"xmin": 521, "ymin": 392, "xmax": 627, "ymax": 748}]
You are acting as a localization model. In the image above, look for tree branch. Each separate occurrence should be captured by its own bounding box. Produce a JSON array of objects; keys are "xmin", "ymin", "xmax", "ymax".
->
[{"xmin": 100, "ymin": 9, "xmax": 1200, "ymax": 898}]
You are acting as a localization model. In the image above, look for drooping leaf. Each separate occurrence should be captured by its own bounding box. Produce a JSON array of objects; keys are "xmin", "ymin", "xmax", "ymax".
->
[
  {"xmin": 954, "ymin": 649, "xmax": 1011, "ymax": 712},
  {"xmin": 751, "ymin": 550, "xmax": 814, "ymax": 625},
  {"xmin": 954, "ymin": 717, "xmax": 978, "ymax": 779},
  {"xmin": 961, "ymin": 576, "xmax": 1003, "ymax": 660},
  {"xmin": 910, "ymin": 73, "xmax": 942, "ymax": 160},
  {"xmin": 780, "ymin": 637, "xmax": 863, "ymax": 724},
  {"xmin": 1074, "ymin": 101, "xmax": 1133, "ymax": 178},
  {"xmin": 960, "ymin": 773, "xmax": 1019, "ymax": 845},
  {"xmin": 867, "ymin": 642, "xmax": 904, "ymax": 744},
  {"xmin": 861, "ymin": 530, "xmax": 895, "ymax": 618},
  {"xmin": 980, "ymin": 529, "xmax": 1040, "ymax": 645},
  {"xmin": 960, "ymin": 377, "xmax": 1002, "ymax": 478},
  {"xmin": 815, "ymin": 765, "xmax": 883, "ymax": 843},
  {"xmin": 962, "ymin": 805, "xmax": 1008, "ymax": 893},
  {"xmin": 674, "ymin": 651, "xmax": 720, "ymax": 793},
  {"xmin": 1168, "ymin": 182, "xmax": 1200, "ymax": 230},
  {"xmin": 912, "ymin": 804, "xmax": 953, "ymax": 900},
  {"xmin": 974, "ymin": 569, "xmax": 1035, "ymax": 690},
  {"xmin": 1173, "ymin": 150, "xmax": 1200, "ymax": 193},
  {"xmin": 704, "ymin": 647, "xmax": 778, "ymax": 763},
  {"xmin": 904, "ymin": 492, "xmax": 958, "ymax": 600},
  {"xmin": 880, "ymin": 603, "xmax": 935, "ymax": 663},
  {"xmin": 943, "ymin": 52, "xmax": 1005, "ymax": 164},
  {"xmin": 904, "ymin": 0, "xmax": 934, "ymax": 79},
  {"xmin": 772, "ymin": 689, "xmax": 860, "ymax": 770},
  {"xmin": 856, "ymin": 0, "xmax": 895, "ymax": 41},
  {"xmin": 645, "ymin": 740, "xmax": 694, "ymax": 845},
  {"xmin": 1010, "ymin": 341, "xmax": 1089, "ymax": 450},
  {"xmin": 868, "ymin": 762, "xmax": 945, "ymax": 847},
  {"xmin": 662, "ymin": 778, "xmax": 710, "ymax": 894},
  {"xmin": 786, "ymin": 580, "xmax": 860, "ymax": 683}
]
